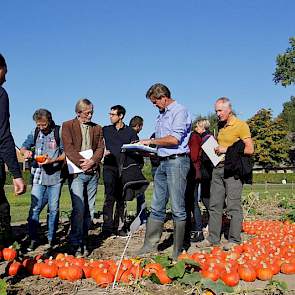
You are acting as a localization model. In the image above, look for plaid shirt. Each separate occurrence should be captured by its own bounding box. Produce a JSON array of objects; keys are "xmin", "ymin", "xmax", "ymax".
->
[{"xmin": 22, "ymin": 128, "xmax": 64, "ymax": 185}]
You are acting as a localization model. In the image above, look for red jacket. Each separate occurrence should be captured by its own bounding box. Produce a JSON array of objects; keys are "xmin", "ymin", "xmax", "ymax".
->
[{"xmin": 188, "ymin": 132, "xmax": 202, "ymax": 179}]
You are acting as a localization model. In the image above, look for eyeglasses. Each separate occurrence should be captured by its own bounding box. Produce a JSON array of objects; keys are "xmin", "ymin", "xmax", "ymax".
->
[
  {"xmin": 109, "ymin": 112, "xmax": 118, "ymax": 116},
  {"xmin": 80, "ymin": 110, "xmax": 93, "ymax": 116}
]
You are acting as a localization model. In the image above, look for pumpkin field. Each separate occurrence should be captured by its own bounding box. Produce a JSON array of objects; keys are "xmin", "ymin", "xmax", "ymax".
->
[{"xmin": 1, "ymin": 183, "xmax": 295, "ymax": 295}]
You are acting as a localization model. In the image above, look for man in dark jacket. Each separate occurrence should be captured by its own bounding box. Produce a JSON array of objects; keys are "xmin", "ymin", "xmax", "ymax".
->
[
  {"xmin": 0, "ymin": 53, "xmax": 26, "ymax": 245},
  {"xmin": 102, "ymin": 105, "xmax": 138, "ymax": 237}
]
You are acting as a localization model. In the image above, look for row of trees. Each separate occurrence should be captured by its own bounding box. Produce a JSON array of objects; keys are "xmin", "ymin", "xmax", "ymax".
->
[{"xmin": 200, "ymin": 37, "xmax": 295, "ymax": 168}]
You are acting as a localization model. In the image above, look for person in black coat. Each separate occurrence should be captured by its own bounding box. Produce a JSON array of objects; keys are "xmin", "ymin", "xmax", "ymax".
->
[{"xmin": 0, "ymin": 54, "xmax": 26, "ymax": 245}]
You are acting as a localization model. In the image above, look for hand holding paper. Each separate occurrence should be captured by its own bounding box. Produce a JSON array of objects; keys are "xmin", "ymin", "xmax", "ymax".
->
[{"xmin": 201, "ymin": 136, "xmax": 225, "ymax": 167}]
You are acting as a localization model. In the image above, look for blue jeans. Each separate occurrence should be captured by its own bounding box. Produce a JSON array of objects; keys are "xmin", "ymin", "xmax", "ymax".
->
[
  {"xmin": 28, "ymin": 183, "xmax": 62, "ymax": 242},
  {"xmin": 68, "ymin": 173, "xmax": 98, "ymax": 246},
  {"xmin": 150, "ymin": 156, "xmax": 190, "ymax": 222}
]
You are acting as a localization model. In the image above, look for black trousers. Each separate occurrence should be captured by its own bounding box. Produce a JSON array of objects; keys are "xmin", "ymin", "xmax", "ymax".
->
[
  {"xmin": 102, "ymin": 165, "xmax": 125, "ymax": 232},
  {"xmin": 0, "ymin": 161, "xmax": 12, "ymax": 246}
]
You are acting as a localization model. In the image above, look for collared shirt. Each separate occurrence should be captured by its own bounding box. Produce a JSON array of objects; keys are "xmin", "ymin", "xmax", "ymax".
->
[
  {"xmin": 155, "ymin": 101, "xmax": 191, "ymax": 157},
  {"xmin": 22, "ymin": 128, "xmax": 64, "ymax": 185},
  {"xmin": 80, "ymin": 123, "xmax": 91, "ymax": 151},
  {"xmin": 103, "ymin": 124, "xmax": 138, "ymax": 166},
  {"xmin": 217, "ymin": 115, "xmax": 251, "ymax": 148}
]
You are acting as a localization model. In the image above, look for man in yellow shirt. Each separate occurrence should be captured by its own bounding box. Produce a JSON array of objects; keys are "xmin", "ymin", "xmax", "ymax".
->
[{"xmin": 197, "ymin": 97, "xmax": 254, "ymax": 250}]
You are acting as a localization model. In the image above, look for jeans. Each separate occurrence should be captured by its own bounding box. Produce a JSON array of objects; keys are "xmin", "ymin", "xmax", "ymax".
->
[
  {"xmin": 150, "ymin": 156, "xmax": 190, "ymax": 222},
  {"xmin": 68, "ymin": 173, "xmax": 98, "ymax": 246},
  {"xmin": 208, "ymin": 166, "xmax": 243, "ymax": 244},
  {"xmin": 102, "ymin": 166, "xmax": 125, "ymax": 232},
  {"xmin": 28, "ymin": 182, "xmax": 62, "ymax": 242}
]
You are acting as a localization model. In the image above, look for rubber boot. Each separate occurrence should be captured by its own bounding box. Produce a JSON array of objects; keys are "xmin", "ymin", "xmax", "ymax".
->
[
  {"xmin": 136, "ymin": 218, "xmax": 164, "ymax": 255},
  {"xmin": 172, "ymin": 220, "xmax": 186, "ymax": 260}
]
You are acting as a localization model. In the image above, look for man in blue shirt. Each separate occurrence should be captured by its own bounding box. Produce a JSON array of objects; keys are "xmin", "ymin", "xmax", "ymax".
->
[{"xmin": 137, "ymin": 83, "xmax": 191, "ymax": 259}]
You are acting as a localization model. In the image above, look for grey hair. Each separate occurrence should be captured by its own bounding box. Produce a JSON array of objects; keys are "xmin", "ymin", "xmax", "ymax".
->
[
  {"xmin": 216, "ymin": 97, "xmax": 232, "ymax": 108},
  {"xmin": 33, "ymin": 109, "xmax": 53, "ymax": 124},
  {"xmin": 75, "ymin": 98, "xmax": 93, "ymax": 113}
]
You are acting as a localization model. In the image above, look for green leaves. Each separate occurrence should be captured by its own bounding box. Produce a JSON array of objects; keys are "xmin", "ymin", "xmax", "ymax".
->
[
  {"xmin": 167, "ymin": 261, "xmax": 186, "ymax": 279},
  {"xmin": 179, "ymin": 272, "xmax": 202, "ymax": 285},
  {"xmin": 149, "ymin": 273, "xmax": 161, "ymax": 284},
  {"xmin": 153, "ymin": 255, "xmax": 171, "ymax": 268},
  {"xmin": 0, "ymin": 280, "xmax": 7, "ymax": 295},
  {"xmin": 273, "ymin": 37, "xmax": 295, "ymax": 87},
  {"xmin": 201, "ymin": 279, "xmax": 234, "ymax": 294},
  {"xmin": 247, "ymin": 108, "xmax": 290, "ymax": 167}
]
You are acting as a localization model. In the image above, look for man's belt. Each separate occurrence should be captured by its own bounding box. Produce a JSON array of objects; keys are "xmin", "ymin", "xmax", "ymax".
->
[{"xmin": 159, "ymin": 153, "xmax": 188, "ymax": 161}]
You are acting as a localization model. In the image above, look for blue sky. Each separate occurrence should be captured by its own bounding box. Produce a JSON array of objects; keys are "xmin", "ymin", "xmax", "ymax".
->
[{"xmin": 1, "ymin": 0, "xmax": 294, "ymax": 146}]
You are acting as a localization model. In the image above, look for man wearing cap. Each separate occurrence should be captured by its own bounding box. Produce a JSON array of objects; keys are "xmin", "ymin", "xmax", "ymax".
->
[{"xmin": 137, "ymin": 83, "xmax": 191, "ymax": 260}]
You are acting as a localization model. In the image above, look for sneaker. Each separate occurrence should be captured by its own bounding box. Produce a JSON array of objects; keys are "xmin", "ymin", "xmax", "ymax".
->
[
  {"xmin": 196, "ymin": 239, "xmax": 218, "ymax": 248},
  {"xmin": 190, "ymin": 231, "xmax": 204, "ymax": 243},
  {"xmin": 223, "ymin": 242, "xmax": 238, "ymax": 251},
  {"xmin": 27, "ymin": 240, "xmax": 38, "ymax": 251}
]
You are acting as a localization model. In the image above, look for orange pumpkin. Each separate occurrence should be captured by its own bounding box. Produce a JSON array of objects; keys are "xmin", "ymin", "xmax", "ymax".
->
[
  {"xmin": 7, "ymin": 261, "xmax": 22, "ymax": 276},
  {"xmin": 2, "ymin": 247, "xmax": 17, "ymax": 261}
]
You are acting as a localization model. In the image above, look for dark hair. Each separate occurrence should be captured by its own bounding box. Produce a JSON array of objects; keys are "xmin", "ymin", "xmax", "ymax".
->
[
  {"xmin": 111, "ymin": 105, "xmax": 126, "ymax": 118},
  {"xmin": 0, "ymin": 54, "xmax": 7, "ymax": 69},
  {"xmin": 129, "ymin": 116, "xmax": 143, "ymax": 127},
  {"xmin": 146, "ymin": 83, "xmax": 171, "ymax": 99},
  {"xmin": 33, "ymin": 109, "xmax": 55, "ymax": 128}
]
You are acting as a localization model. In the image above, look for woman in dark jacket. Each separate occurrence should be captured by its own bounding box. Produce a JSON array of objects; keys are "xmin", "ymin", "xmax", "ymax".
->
[{"xmin": 184, "ymin": 119, "xmax": 213, "ymax": 247}]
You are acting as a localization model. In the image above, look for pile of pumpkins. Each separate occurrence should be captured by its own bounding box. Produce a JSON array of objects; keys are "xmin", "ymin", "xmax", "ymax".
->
[
  {"xmin": 178, "ymin": 220, "xmax": 295, "ymax": 286},
  {"xmin": 1, "ymin": 247, "xmax": 170, "ymax": 286},
  {"xmin": 0, "ymin": 220, "xmax": 294, "ymax": 288}
]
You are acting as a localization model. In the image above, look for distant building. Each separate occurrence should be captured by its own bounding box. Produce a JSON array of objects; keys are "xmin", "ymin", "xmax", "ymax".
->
[{"xmin": 4, "ymin": 146, "xmax": 29, "ymax": 172}]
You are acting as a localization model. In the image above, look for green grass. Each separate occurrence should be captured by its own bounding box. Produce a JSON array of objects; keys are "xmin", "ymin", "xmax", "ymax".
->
[{"xmin": 5, "ymin": 183, "xmax": 295, "ymax": 223}]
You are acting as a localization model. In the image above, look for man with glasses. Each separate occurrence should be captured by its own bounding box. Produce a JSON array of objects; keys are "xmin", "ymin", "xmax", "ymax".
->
[
  {"xmin": 62, "ymin": 99, "xmax": 104, "ymax": 255},
  {"xmin": 137, "ymin": 83, "xmax": 191, "ymax": 260},
  {"xmin": 101, "ymin": 105, "xmax": 138, "ymax": 238}
]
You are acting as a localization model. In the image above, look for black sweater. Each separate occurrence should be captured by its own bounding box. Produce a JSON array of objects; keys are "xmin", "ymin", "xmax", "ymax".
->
[
  {"xmin": 0, "ymin": 87, "xmax": 22, "ymax": 179},
  {"xmin": 224, "ymin": 140, "xmax": 253, "ymax": 184}
]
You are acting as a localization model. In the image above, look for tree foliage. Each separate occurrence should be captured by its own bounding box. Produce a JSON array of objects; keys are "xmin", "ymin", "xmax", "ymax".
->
[
  {"xmin": 273, "ymin": 37, "xmax": 295, "ymax": 87},
  {"xmin": 247, "ymin": 109, "xmax": 290, "ymax": 167},
  {"xmin": 279, "ymin": 96, "xmax": 295, "ymax": 132}
]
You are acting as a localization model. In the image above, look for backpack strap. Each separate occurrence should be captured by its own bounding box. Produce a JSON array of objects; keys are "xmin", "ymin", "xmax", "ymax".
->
[
  {"xmin": 33, "ymin": 125, "xmax": 61, "ymax": 146},
  {"xmin": 33, "ymin": 127, "xmax": 40, "ymax": 144},
  {"xmin": 54, "ymin": 125, "xmax": 61, "ymax": 147}
]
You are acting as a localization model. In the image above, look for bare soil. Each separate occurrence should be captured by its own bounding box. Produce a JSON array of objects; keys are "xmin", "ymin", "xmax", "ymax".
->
[{"xmin": 2, "ymin": 199, "xmax": 295, "ymax": 295}]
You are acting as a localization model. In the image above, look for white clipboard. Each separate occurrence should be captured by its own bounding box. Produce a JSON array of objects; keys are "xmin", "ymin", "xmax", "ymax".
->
[
  {"xmin": 201, "ymin": 136, "xmax": 224, "ymax": 167},
  {"xmin": 66, "ymin": 149, "xmax": 93, "ymax": 174}
]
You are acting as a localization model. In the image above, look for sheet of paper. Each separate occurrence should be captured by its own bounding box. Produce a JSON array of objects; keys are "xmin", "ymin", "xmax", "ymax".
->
[
  {"xmin": 121, "ymin": 143, "xmax": 157, "ymax": 154},
  {"xmin": 201, "ymin": 136, "xmax": 224, "ymax": 167},
  {"xmin": 66, "ymin": 149, "xmax": 93, "ymax": 174}
]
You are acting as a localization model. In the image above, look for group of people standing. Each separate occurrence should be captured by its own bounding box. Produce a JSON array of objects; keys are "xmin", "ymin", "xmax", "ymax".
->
[{"xmin": 0, "ymin": 53, "xmax": 254, "ymax": 260}]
